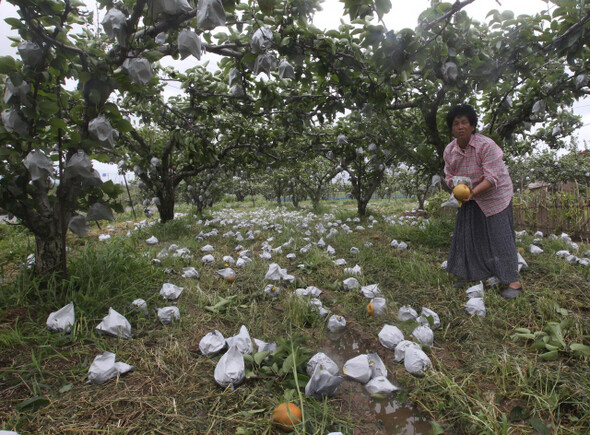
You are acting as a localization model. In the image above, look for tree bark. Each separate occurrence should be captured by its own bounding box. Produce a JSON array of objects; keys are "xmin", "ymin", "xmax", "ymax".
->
[
  {"xmin": 357, "ymin": 199, "xmax": 368, "ymax": 217},
  {"xmin": 34, "ymin": 230, "xmax": 65, "ymax": 276},
  {"xmin": 158, "ymin": 184, "xmax": 176, "ymax": 223}
]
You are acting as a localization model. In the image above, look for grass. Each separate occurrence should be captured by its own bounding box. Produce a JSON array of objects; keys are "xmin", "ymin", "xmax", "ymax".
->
[{"xmin": 1, "ymin": 198, "xmax": 589, "ymax": 434}]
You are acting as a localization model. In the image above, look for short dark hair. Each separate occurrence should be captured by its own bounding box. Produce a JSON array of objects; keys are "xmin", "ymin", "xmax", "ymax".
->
[{"xmin": 446, "ymin": 104, "xmax": 478, "ymax": 131}]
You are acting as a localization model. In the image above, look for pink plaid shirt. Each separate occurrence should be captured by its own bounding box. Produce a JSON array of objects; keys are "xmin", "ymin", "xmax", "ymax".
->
[{"xmin": 444, "ymin": 133, "xmax": 513, "ymax": 217}]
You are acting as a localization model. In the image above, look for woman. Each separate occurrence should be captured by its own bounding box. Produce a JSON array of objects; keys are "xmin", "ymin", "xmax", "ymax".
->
[{"xmin": 443, "ymin": 104, "xmax": 523, "ymax": 299}]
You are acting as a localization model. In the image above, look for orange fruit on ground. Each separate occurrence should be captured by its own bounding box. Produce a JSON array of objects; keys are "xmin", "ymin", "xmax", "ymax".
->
[
  {"xmin": 272, "ymin": 403, "xmax": 302, "ymax": 432},
  {"xmin": 517, "ymin": 247, "xmax": 525, "ymax": 254},
  {"xmin": 373, "ymin": 234, "xmax": 380, "ymax": 240},
  {"xmin": 453, "ymin": 184, "xmax": 471, "ymax": 202},
  {"xmin": 367, "ymin": 301, "xmax": 374, "ymax": 317},
  {"xmin": 225, "ymin": 275, "xmax": 235, "ymax": 283}
]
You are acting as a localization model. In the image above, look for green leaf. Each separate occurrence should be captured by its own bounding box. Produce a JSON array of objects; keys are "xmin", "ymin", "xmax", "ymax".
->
[
  {"xmin": 530, "ymin": 340, "xmax": 548, "ymax": 351},
  {"xmin": 281, "ymin": 353, "xmax": 295, "ymax": 374},
  {"xmin": 4, "ymin": 17, "xmax": 23, "ymax": 28},
  {"xmin": 101, "ymin": 180, "xmax": 121, "ymax": 198},
  {"xmin": 243, "ymin": 354, "xmax": 253, "ymax": 364},
  {"xmin": 514, "ymin": 328, "xmax": 531, "ymax": 334},
  {"xmin": 570, "ymin": 343, "xmax": 590, "ymax": 357},
  {"xmin": 374, "ymin": 0, "xmax": 392, "ymax": 17},
  {"xmin": 58, "ymin": 383, "xmax": 73, "ymax": 394},
  {"xmin": 16, "ymin": 396, "xmax": 50, "ymax": 412},
  {"xmin": 50, "ymin": 118, "xmax": 68, "ymax": 130},
  {"xmin": 142, "ymin": 50, "xmax": 165, "ymax": 62},
  {"xmin": 538, "ymin": 350, "xmax": 559, "ymax": 361},
  {"xmin": 115, "ymin": 118, "xmax": 133, "ymax": 133},
  {"xmin": 39, "ymin": 101, "xmax": 60, "ymax": 115},
  {"xmin": 430, "ymin": 421, "xmax": 445, "ymax": 435},
  {"xmin": 258, "ymin": 0, "xmax": 276, "ymax": 15},
  {"xmin": 512, "ymin": 333, "xmax": 535, "ymax": 341},
  {"xmin": 254, "ymin": 351, "xmax": 270, "ymax": 365},
  {"xmin": 544, "ymin": 322, "xmax": 566, "ymax": 347},
  {"xmin": 529, "ymin": 416, "xmax": 549, "ymax": 435},
  {"xmin": 0, "ymin": 56, "xmax": 17, "ymax": 74}
]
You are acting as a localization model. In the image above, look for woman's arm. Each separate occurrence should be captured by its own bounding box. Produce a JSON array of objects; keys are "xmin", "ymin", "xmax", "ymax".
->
[{"xmin": 466, "ymin": 179, "xmax": 492, "ymax": 201}]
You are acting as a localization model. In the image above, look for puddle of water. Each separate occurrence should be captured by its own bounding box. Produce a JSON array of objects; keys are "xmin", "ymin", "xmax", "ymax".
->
[{"xmin": 320, "ymin": 329, "xmax": 432, "ymax": 435}]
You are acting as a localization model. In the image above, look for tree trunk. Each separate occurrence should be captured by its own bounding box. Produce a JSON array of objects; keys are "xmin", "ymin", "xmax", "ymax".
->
[
  {"xmin": 357, "ymin": 199, "xmax": 368, "ymax": 217},
  {"xmin": 34, "ymin": 231, "xmax": 65, "ymax": 276},
  {"xmin": 311, "ymin": 191, "xmax": 322, "ymax": 210},
  {"xmin": 235, "ymin": 191, "xmax": 245, "ymax": 202},
  {"xmin": 158, "ymin": 185, "xmax": 176, "ymax": 223},
  {"xmin": 291, "ymin": 189, "xmax": 299, "ymax": 208}
]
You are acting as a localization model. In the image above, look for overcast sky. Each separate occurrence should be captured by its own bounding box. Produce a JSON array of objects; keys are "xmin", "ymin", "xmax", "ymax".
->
[{"xmin": 1, "ymin": 0, "xmax": 588, "ymax": 181}]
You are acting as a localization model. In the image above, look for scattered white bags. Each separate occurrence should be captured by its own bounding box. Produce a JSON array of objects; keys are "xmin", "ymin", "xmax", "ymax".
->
[
  {"xmin": 529, "ymin": 244, "xmax": 543, "ymax": 254},
  {"xmin": 201, "ymin": 244, "xmax": 215, "ymax": 253},
  {"xmin": 343, "ymin": 277, "xmax": 360, "ymax": 291},
  {"xmin": 465, "ymin": 298, "xmax": 486, "ymax": 317},
  {"xmin": 264, "ymin": 263, "xmax": 295, "ymax": 283},
  {"xmin": 295, "ymin": 286, "xmax": 322, "ymax": 297},
  {"xmin": 217, "ymin": 268, "xmax": 236, "ymax": 280},
  {"xmin": 465, "ymin": 282, "xmax": 484, "ymax": 300},
  {"xmin": 46, "ymin": 302, "xmax": 75, "ymax": 332},
  {"xmin": 378, "ymin": 325, "xmax": 404, "ymax": 350},
  {"xmin": 199, "ymin": 330, "xmax": 226, "ymax": 356},
  {"xmin": 160, "ymin": 283, "xmax": 184, "ymax": 300},
  {"xmin": 360, "ymin": 284, "xmax": 382, "ymax": 298},
  {"xmin": 214, "ymin": 345, "xmax": 245, "ymax": 389},
  {"xmin": 394, "ymin": 340, "xmax": 421, "ymax": 363},
  {"xmin": 411, "ymin": 325, "xmax": 434, "ymax": 346},
  {"xmin": 306, "ymin": 352, "xmax": 339, "ymax": 377},
  {"xmin": 344, "ymin": 264, "xmax": 362, "ymax": 275},
  {"xmin": 202, "ymin": 254, "xmax": 215, "ymax": 264},
  {"xmin": 182, "ymin": 267, "xmax": 199, "ymax": 278},
  {"xmin": 129, "ymin": 298, "xmax": 148, "ymax": 315},
  {"xmin": 305, "ymin": 364, "xmax": 343, "ymax": 399},
  {"xmin": 417, "ymin": 307, "xmax": 441, "ymax": 329},
  {"xmin": 225, "ymin": 325, "xmax": 253, "ymax": 355},
  {"xmin": 517, "ymin": 252, "xmax": 528, "ymax": 271},
  {"xmin": 327, "ymin": 315, "xmax": 346, "ymax": 332},
  {"xmin": 367, "ymin": 352, "xmax": 387, "ymax": 378},
  {"xmin": 365, "ymin": 376, "xmax": 399, "ymax": 395},
  {"xmin": 146, "ymin": 236, "xmax": 159, "ymax": 245},
  {"xmin": 404, "ymin": 347, "xmax": 432, "ymax": 376},
  {"xmin": 398, "ymin": 305, "xmax": 418, "ymax": 321},
  {"xmin": 369, "ymin": 298, "xmax": 387, "ymax": 316},
  {"xmin": 88, "ymin": 351, "xmax": 133, "ymax": 384},
  {"xmin": 157, "ymin": 306, "xmax": 180, "ymax": 324},
  {"xmin": 253, "ymin": 338, "xmax": 276, "ymax": 353},
  {"xmin": 96, "ymin": 307, "xmax": 132, "ymax": 339},
  {"xmin": 264, "ymin": 284, "xmax": 280, "ymax": 297},
  {"xmin": 343, "ymin": 354, "xmax": 371, "ymax": 384}
]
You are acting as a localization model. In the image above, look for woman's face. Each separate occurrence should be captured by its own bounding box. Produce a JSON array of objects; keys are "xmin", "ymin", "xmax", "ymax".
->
[{"xmin": 452, "ymin": 115, "xmax": 475, "ymax": 144}]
